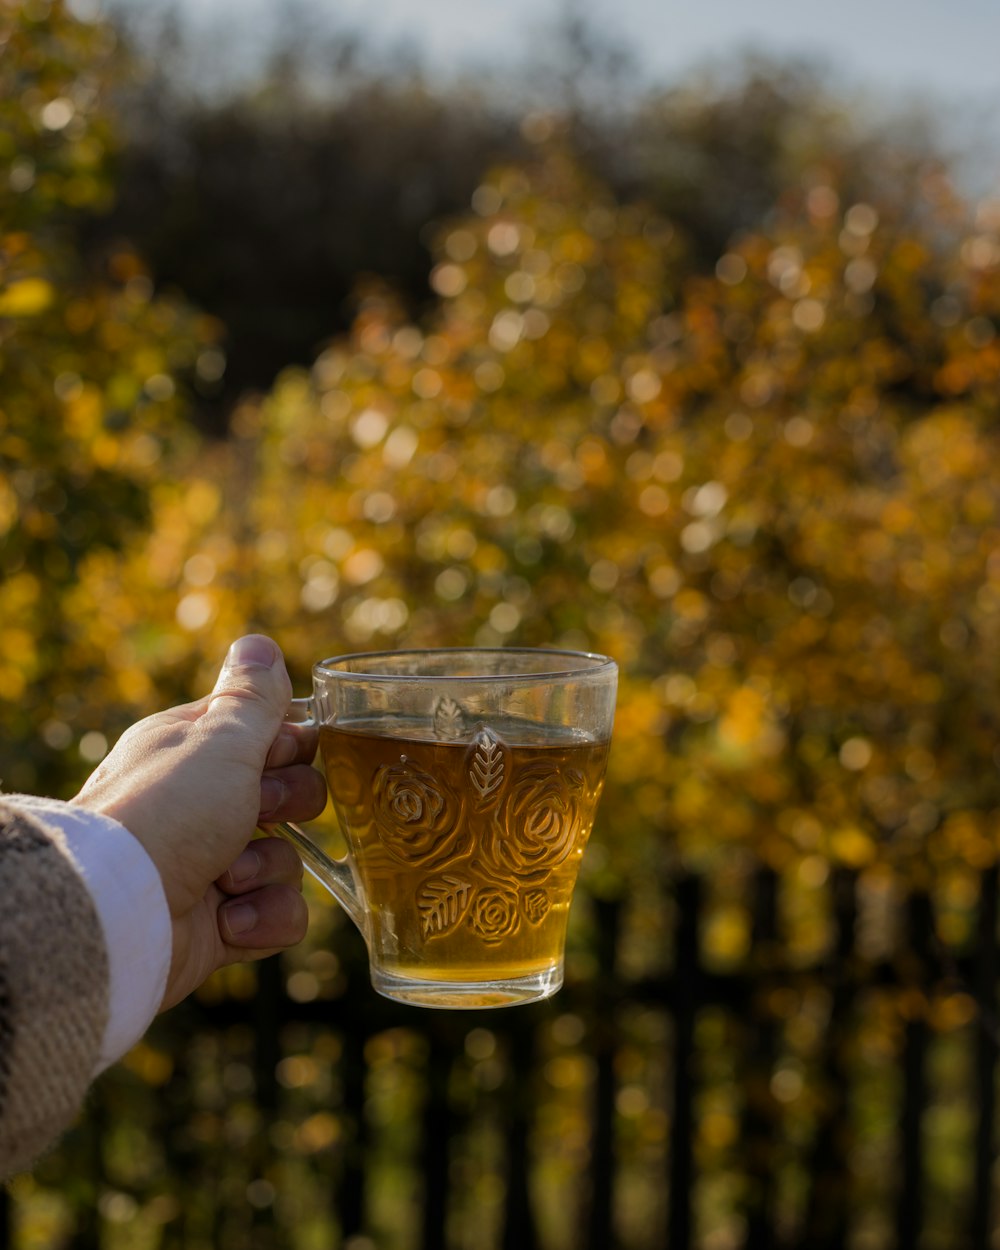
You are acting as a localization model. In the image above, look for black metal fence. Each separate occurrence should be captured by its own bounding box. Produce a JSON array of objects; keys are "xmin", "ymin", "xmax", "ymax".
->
[{"xmin": 3, "ymin": 864, "xmax": 998, "ymax": 1249}]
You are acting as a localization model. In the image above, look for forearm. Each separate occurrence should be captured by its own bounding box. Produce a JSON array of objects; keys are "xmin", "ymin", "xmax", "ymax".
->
[{"xmin": 0, "ymin": 796, "xmax": 170, "ymax": 1178}]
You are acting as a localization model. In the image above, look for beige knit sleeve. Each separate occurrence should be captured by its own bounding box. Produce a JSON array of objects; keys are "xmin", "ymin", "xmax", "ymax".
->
[{"xmin": 0, "ymin": 798, "xmax": 109, "ymax": 1178}]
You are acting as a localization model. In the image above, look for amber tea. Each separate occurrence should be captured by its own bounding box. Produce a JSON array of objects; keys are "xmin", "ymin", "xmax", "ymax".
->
[
  {"xmin": 272, "ymin": 647, "xmax": 617, "ymax": 1008},
  {"xmin": 319, "ymin": 719, "xmax": 610, "ymax": 1007}
]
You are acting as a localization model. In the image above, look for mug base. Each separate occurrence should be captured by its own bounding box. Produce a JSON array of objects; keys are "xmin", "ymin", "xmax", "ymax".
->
[{"xmin": 370, "ymin": 965, "xmax": 563, "ymax": 1009}]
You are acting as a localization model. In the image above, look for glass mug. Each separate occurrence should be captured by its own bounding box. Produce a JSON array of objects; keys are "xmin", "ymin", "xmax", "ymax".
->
[{"xmin": 269, "ymin": 648, "xmax": 617, "ymax": 1009}]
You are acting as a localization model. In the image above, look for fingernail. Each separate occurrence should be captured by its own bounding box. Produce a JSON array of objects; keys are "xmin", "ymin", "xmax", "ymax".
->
[
  {"xmin": 228, "ymin": 848, "xmax": 261, "ymax": 884},
  {"xmin": 224, "ymin": 901, "xmax": 257, "ymax": 937},
  {"xmin": 259, "ymin": 775, "xmax": 286, "ymax": 818},
  {"xmin": 228, "ymin": 635, "xmax": 278, "ymax": 669}
]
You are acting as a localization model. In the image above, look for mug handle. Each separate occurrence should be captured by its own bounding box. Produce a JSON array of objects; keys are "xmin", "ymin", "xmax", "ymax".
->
[{"xmin": 259, "ymin": 696, "xmax": 368, "ymax": 937}]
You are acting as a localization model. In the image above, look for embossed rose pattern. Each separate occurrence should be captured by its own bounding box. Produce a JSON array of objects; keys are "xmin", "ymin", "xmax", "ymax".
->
[
  {"xmin": 469, "ymin": 884, "xmax": 521, "ymax": 944},
  {"xmin": 372, "ymin": 760, "xmax": 468, "ymax": 869},
  {"xmin": 363, "ymin": 728, "xmax": 598, "ymax": 946},
  {"xmin": 484, "ymin": 762, "xmax": 585, "ymax": 884}
]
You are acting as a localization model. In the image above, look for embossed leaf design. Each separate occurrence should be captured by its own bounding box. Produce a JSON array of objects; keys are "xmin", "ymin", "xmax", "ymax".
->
[
  {"xmin": 522, "ymin": 889, "xmax": 551, "ymax": 925},
  {"xmin": 433, "ymin": 695, "xmax": 467, "ymax": 740},
  {"xmin": 469, "ymin": 727, "xmax": 507, "ymax": 807},
  {"xmin": 418, "ymin": 874, "xmax": 473, "ymax": 938}
]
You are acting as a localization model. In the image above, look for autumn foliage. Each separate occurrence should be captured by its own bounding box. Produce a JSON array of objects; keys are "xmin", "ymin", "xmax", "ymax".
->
[{"xmin": 6, "ymin": 27, "xmax": 1000, "ymax": 900}]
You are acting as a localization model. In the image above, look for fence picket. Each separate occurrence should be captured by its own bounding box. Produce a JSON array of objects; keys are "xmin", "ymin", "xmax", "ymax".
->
[
  {"xmin": 741, "ymin": 867, "xmax": 780, "ymax": 1250},
  {"xmin": 585, "ymin": 897, "xmax": 621, "ymax": 1250},
  {"xmin": 500, "ymin": 1024, "xmax": 540, "ymax": 1250},
  {"xmin": 665, "ymin": 873, "xmax": 701, "ymax": 1250},
  {"xmin": 971, "ymin": 865, "xmax": 998, "ymax": 1250},
  {"xmin": 896, "ymin": 891, "xmax": 932, "ymax": 1250},
  {"xmin": 337, "ymin": 1024, "xmax": 368, "ymax": 1241},
  {"xmin": 801, "ymin": 867, "xmax": 857, "ymax": 1250}
]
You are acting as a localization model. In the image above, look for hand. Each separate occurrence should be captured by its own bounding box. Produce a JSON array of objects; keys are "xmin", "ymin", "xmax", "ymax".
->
[{"xmin": 74, "ymin": 635, "xmax": 328, "ymax": 1010}]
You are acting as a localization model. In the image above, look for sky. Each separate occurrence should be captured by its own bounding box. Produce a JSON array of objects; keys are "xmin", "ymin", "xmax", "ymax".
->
[
  {"xmin": 109, "ymin": 0, "xmax": 1000, "ymax": 179},
  {"xmin": 324, "ymin": 0, "xmax": 998, "ymax": 102},
  {"xmin": 116, "ymin": 0, "xmax": 1000, "ymax": 102}
]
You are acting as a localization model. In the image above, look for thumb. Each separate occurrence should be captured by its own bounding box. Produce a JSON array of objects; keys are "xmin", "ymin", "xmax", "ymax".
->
[{"xmin": 206, "ymin": 635, "xmax": 292, "ymax": 757}]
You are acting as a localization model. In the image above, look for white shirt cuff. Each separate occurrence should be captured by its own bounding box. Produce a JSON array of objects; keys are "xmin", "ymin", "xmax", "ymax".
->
[{"xmin": 11, "ymin": 796, "xmax": 172, "ymax": 1075}]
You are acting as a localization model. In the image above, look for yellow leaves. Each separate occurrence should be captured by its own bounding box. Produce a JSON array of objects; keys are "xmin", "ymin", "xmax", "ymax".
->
[
  {"xmin": 91, "ymin": 432, "xmax": 121, "ymax": 467},
  {"xmin": 617, "ymin": 282, "xmax": 660, "ymax": 331},
  {"xmin": 292, "ymin": 1112, "xmax": 341, "ymax": 1154},
  {"xmin": 890, "ymin": 237, "xmax": 932, "ymax": 275},
  {"xmin": 929, "ymin": 993, "xmax": 978, "ymax": 1032},
  {"xmin": 857, "ymin": 527, "xmax": 892, "ymax": 563},
  {"xmin": 553, "ymin": 229, "xmax": 595, "ymax": 266},
  {"xmin": 829, "ymin": 827, "xmax": 877, "ymax": 868},
  {"xmin": 716, "ymin": 685, "xmax": 785, "ymax": 764},
  {"xmin": 105, "ymin": 370, "xmax": 141, "ymax": 410},
  {"xmin": 121, "ymin": 1041, "xmax": 173, "ymax": 1087},
  {"xmin": 940, "ymin": 811, "xmax": 996, "ymax": 869},
  {"xmin": 5, "ymin": 130, "xmax": 999, "ymax": 891},
  {"xmin": 23, "ymin": 506, "xmax": 57, "ymax": 539},
  {"xmin": 935, "ymin": 358, "xmax": 976, "ymax": 395},
  {"xmin": 0, "ymin": 626, "xmax": 36, "ymax": 666},
  {"xmin": 905, "ymin": 409, "xmax": 983, "ymax": 484},
  {"xmin": 113, "ymin": 663, "xmax": 155, "ymax": 707},
  {"xmin": 672, "ymin": 772, "xmax": 715, "ymax": 827},
  {"xmin": 575, "ymin": 336, "xmax": 614, "ymax": 380},
  {"xmin": 0, "ymin": 476, "xmax": 16, "ymax": 536},
  {"xmin": 0, "ymin": 578, "xmax": 41, "ymax": 696},
  {"xmin": 608, "ymin": 686, "xmax": 670, "ymax": 784},
  {"xmin": 673, "ymin": 587, "xmax": 709, "ymax": 621},
  {"xmin": 0, "ymin": 276, "xmax": 53, "ymax": 315},
  {"xmin": 63, "ymin": 382, "xmax": 102, "ymax": 436},
  {"xmin": 703, "ymin": 905, "xmax": 752, "ymax": 965},
  {"xmin": 64, "ymin": 296, "xmax": 95, "ymax": 333},
  {"xmin": 575, "ymin": 437, "xmax": 611, "ymax": 487},
  {"xmin": 881, "ymin": 498, "xmax": 915, "ymax": 535},
  {"xmin": 132, "ymin": 346, "xmax": 166, "ymax": 379},
  {"xmin": 216, "ymin": 156, "xmax": 1000, "ymax": 880},
  {"xmin": 184, "ymin": 479, "xmax": 222, "ymax": 525},
  {"xmin": 0, "ymin": 663, "xmax": 27, "ymax": 702},
  {"xmin": 963, "ymin": 483, "xmax": 996, "ymax": 527}
]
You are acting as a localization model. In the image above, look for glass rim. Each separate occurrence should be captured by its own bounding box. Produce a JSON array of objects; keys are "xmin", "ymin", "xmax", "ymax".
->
[{"xmin": 314, "ymin": 646, "xmax": 617, "ymax": 682}]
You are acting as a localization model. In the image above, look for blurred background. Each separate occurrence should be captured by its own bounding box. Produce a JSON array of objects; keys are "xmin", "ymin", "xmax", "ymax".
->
[{"xmin": 3, "ymin": 0, "xmax": 1000, "ymax": 1246}]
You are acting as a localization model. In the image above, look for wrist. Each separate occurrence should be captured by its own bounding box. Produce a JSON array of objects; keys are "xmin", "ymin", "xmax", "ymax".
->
[{"xmin": 8, "ymin": 795, "xmax": 172, "ymax": 1069}]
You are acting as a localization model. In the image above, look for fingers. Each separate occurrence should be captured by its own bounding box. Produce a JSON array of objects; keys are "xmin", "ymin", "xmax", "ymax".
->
[
  {"xmin": 260, "ymin": 721, "xmax": 325, "ymax": 820},
  {"xmin": 217, "ymin": 836, "xmax": 303, "ymax": 894},
  {"xmin": 217, "ymin": 837, "xmax": 309, "ymax": 951},
  {"xmin": 219, "ymin": 883, "xmax": 308, "ymax": 951},
  {"xmin": 259, "ymin": 762, "xmax": 328, "ymax": 823}
]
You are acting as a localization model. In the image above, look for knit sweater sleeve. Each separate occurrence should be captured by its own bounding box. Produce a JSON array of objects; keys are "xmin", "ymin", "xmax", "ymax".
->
[{"xmin": 0, "ymin": 798, "xmax": 109, "ymax": 1179}]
